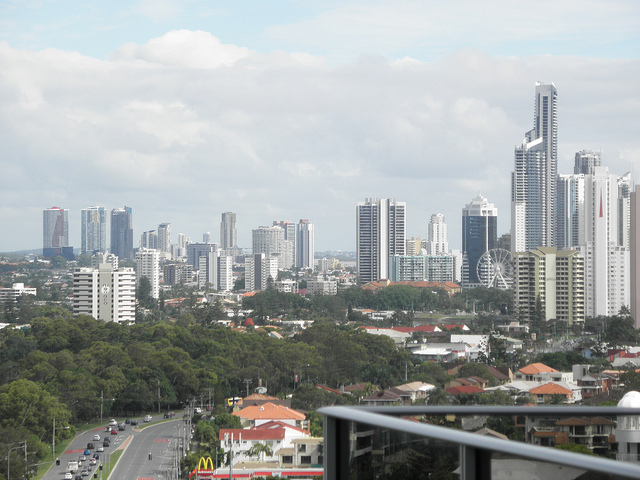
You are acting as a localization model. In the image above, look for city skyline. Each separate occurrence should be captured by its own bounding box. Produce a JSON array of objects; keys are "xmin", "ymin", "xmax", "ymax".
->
[{"xmin": 1, "ymin": 3, "xmax": 639, "ymax": 253}]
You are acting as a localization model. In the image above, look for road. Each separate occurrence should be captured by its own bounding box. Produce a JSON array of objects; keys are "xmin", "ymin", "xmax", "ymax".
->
[{"xmin": 43, "ymin": 416, "xmax": 186, "ymax": 480}]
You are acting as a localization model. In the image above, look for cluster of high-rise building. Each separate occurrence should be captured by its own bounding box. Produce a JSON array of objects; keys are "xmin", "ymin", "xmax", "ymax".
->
[
  {"xmin": 356, "ymin": 82, "xmax": 640, "ymax": 327},
  {"xmin": 43, "ymin": 207, "xmax": 315, "ymax": 323}
]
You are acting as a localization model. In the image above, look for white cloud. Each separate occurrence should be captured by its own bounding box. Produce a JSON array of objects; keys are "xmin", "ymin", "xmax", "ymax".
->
[
  {"xmin": 111, "ymin": 30, "xmax": 252, "ymax": 69},
  {"xmin": 0, "ymin": 32, "xmax": 639, "ymax": 252}
]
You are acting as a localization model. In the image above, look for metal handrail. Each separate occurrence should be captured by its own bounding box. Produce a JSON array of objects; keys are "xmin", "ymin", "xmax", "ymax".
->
[{"xmin": 319, "ymin": 405, "xmax": 640, "ymax": 479}]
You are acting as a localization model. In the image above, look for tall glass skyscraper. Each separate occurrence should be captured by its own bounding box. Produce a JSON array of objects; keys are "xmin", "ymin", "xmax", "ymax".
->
[
  {"xmin": 462, "ymin": 194, "xmax": 497, "ymax": 287},
  {"xmin": 511, "ymin": 82, "xmax": 558, "ymax": 252},
  {"xmin": 110, "ymin": 207, "xmax": 133, "ymax": 261},
  {"xmin": 81, "ymin": 206, "xmax": 106, "ymax": 255}
]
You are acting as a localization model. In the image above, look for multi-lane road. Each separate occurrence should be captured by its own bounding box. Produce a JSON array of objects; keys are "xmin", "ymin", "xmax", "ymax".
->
[{"xmin": 44, "ymin": 416, "xmax": 187, "ymax": 480}]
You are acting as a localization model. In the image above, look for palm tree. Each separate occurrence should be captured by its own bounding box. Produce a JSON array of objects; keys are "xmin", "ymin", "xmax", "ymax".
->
[{"xmin": 244, "ymin": 442, "xmax": 273, "ymax": 463}]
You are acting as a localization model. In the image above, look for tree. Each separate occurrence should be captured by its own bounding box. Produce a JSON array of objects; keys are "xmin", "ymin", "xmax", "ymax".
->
[
  {"xmin": 244, "ymin": 442, "xmax": 273, "ymax": 462},
  {"xmin": 136, "ymin": 276, "xmax": 155, "ymax": 310},
  {"xmin": 50, "ymin": 255, "xmax": 67, "ymax": 269}
]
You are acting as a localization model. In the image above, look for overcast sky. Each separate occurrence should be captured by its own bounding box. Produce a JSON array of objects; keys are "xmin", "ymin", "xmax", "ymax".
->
[{"xmin": 1, "ymin": 1, "xmax": 639, "ymax": 253}]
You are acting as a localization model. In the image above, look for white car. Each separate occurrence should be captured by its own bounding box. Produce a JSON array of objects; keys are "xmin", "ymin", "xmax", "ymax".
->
[
  {"xmin": 93, "ymin": 434, "xmax": 100, "ymax": 441},
  {"xmin": 108, "ymin": 419, "xmax": 117, "ymax": 427},
  {"xmin": 96, "ymin": 446, "xmax": 104, "ymax": 452},
  {"xmin": 65, "ymin": 474, "xmax": 72, "ymax": 480},
  {"xmin": 143, "ymin": 415, "xmax": 152, "ymax": 422}
]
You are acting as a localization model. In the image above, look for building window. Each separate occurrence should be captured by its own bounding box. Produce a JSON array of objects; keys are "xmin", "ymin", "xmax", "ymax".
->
[
  {"xmin": 282, "ymin": 455, "xmax": 293, "ymax": 464},
  {"xmin": 300, "ymin": 455, "xmax": 311, "ymax": 464},
  {"xmin": 298, "ymin": 444, "xmax": 306, "ymax": 452}
]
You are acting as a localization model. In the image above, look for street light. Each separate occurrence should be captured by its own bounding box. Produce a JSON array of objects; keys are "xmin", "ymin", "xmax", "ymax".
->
[
  {"xmin": 6, "ymin": 441, "xmax": 26, "ymax": 480},
  {"xmin": 52, "ymin": 417, "xmax": 70, "ymax": 460}
]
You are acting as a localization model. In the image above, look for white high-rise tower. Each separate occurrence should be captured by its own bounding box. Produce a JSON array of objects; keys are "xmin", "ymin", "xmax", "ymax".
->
[
  {"xmin": 356, "ymin": 198, "xmax": 406, "ymax": 283},
  {"xmin": 426, "ymin": 213, "xmax": 448, "ymax": 255},
  {"xmin": 511, "ymin": 82, "xmax": 558, "ymax": 252}
]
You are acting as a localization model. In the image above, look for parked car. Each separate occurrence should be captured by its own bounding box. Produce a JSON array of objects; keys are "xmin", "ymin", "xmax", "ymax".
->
[
  {"xmin": 93, "ymin": 434, "xmax": 100, "ymax": 441},
  {"xmin": 143, "ymin": 415, "xmax": 152, "ymax": 422}
]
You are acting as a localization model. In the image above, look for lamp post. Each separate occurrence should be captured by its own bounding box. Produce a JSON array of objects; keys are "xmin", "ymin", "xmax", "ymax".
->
[
  {"xmin": 7, "ymin": 441, "xmax": 26, "ymax": 480},
  {"xmin": 52, "ymin": 417, "xmax": 70, "ymax": 461}
]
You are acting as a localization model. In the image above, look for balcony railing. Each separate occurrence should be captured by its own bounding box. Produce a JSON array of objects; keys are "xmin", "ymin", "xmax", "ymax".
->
[{"xmin": 320, "ymin": 405, "xmax": 640, "ymax": 480}]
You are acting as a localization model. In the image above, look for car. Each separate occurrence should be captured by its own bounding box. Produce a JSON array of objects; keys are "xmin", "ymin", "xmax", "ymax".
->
[
  {"xmin": 64, "ymin": 474, "xmax": 73, "ymax": 480},
  {"xmin": 90, "ymin": 459, "xmax": 97, "ymax": 465},
  {"xmin": 84, "ymin": 449, "xmax": 91, "ymax": 456},
  {"xmin": 86, "ymin": 443, "xmax": 94, "ymax": 450},
  {"xmin": 110, "ymin": 429, "xmax": 117, "ymax": 435},
  {"xmin": 97, "ymin": 446, "xmax": 104, "ymax": 452},
  {"xmin": 143, "ymin": 415, "xmax": 152, "ymax": 422},
  {"xmin": 130, "ymin": 420, "xmax": 138, "ymax": 426},
  {"xmin": 108, "ymin": 419, "xmax": 117, "ymax": 427},
  {"xmin": 81, "ymin": 469, "xmax": 89, "ymax": 477},
  {"xmin": 74, "ymin": 475, "xmax": 82, "ymax": 480},
  {"xmin": 102, "ymin": 441, "xmax": 109, "ymax": 447},
  {"xmin": 79, "ymin": 455, "xmax": 86, "ymax": 462},
  {"xmin": 93, "ymin": 434, "xmax": 100, "ymax": 441},
  {"xmin": 118, "ymin": 423, "xmax": 125, "ymax": 431}
]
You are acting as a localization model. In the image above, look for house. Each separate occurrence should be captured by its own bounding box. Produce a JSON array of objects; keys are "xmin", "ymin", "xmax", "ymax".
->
[
  {"xmin": 232, "ymin": 402, "xmax": 307, "ymax": 429},
  {"xmin": 445, "ymin": 385, "xmax": 484, "ymax": 396},
  {"xmin": 362, "ymin": 389, "xmax": 403, "ymax": 406},
  {"xmin": 392, "ymin": 382, "xmax": 436, "ymax": 403},
  {"xmin": 529, "ymin": 416, "xmax": 616, "ymax": 454},
  {"xmin": 235, "ymin": 393, "xmax": 291, "ymax": 411},
  {"xmin": 529, "ymin": 382, "xmax": 574, "ymax": 404},
  {"xmin": 515, "ymin": 363, "xmax": 560, "ymax": 381}
]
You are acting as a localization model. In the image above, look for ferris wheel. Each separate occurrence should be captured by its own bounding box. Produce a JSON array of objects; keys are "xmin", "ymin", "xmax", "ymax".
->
[{"xmin": 476, "ymin": 248, "xmax": 513, "ymax": 290}]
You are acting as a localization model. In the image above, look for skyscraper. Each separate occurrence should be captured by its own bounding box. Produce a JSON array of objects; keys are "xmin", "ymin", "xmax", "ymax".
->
[
  {"xmin": 110, "ymin": 207, "xmax": 133, "ymax": 261},
  {"xmin": 574, "ymin": 150, "xmax": 601, "ymax": 175},
  {"xmin": 43, "ymin": 207, "xmax": 68, "ymax": 252},
  {"xmin": 252, "ymin": 225, "xmax": 292, "ymax": 269},
  {"xmin": 511, "ymin": 82, "xmax": 558, "ymax": 252},
  {"xmin": 426, "ymin": 213, "xmax": 449, "ymax": 255},
  {"xmin": 356, "ymin": 198, "xmax": 406, "ymax": 283},
  {"xmin": 556, "ymin": 174, "xmax": 586, "ymax": 250},
  {"xmin": 631, "ymin": 186, "xmax": 640, "ymax": 328},
  {"xmin": 135, "ymin": 248, "xmax": 160, "ymax": 299},
  {"xmin": 157, "ymin": 223, "xmax": 171, "ymax": 253},
  {"xmin": 220, "ymin": 212, "xmax": 237, "ymax": 249},
  {"xmin": 81, "ymin": 206, "xmax": 106, "ymax": 255},
  {"xmin": 462, "ymin": 194, "xmax": 497, "ymax": 287},
  {"xmin": 295, "ymin": 219, "xmax": 314, "ymax": 269}
]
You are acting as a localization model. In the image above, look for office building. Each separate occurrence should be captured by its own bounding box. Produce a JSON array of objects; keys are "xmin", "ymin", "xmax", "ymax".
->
[
  {"xmin": 81, "ymin": 206, "xmax": 106, "ymax": 255},
  {"xmin": 43, "ymin": 206, "xmax": 69, "ymax": 256},
  {"xmin": 163, "ymin": 263, "xmax": 193, "ymax": 286},
  {"xmin": 245, "ymin": 253, "xmax": 278, "ymax": 291},
  {"xmin": 511, "ymin": 82, "xmax": 558, "ymax": 252},
  {"xmin": 157, "ymin": 223, "xmax": 171, "ymax": 254},
  {"xmin": 389, "ymin": 255, "xmax": 426, "ymax": 282},
  {"xmin": 513, "ymin": 247, "xmax": 584, "ymax": 325},
  {"xmin": 424, "ymin": 255, "xmax": 456, "ymax": 283},
  {"xmin": 110, "ymin": 207, "xmax": 133, "ymax": 261},
  {"xmin": 356, "ymin": 198, "xmax": 406, "ymax": 283},
  {"xmin": 462, "ymin": 194, "xmax": 497, "ymax": 288},
  {"xmin": 296, "ymin": 219, "xmax": 314, "ymax": 269},
  {"xmin": 0, "ymin": 283, "xmax": 37, "ymax": 303},
  {"xmin": 186, "ymin": 242, "xmax": 214, "ymax": 268},
  {"xmin": 72, "ymin": 263, "xmax": 136, "ymax": 324},
  {"xmin": 221, "ymin": 212, "xmax": 237, "ymax": 249},
  {"xmin": 406, "ymin": 237, "xmax": 423, "ymax": 256},
  {"xmin": 135, "ymin": 248, "xmax": 160, "ymax": 299},
  {"xmin": 141, "ymin": 230, "xmax": 158, "ymax": 250},
  {"xmin": 426, "ymin": 214, "xmax": 449, "ymax": 255},
  {"xmin": 91, "ymin": 252, "xmax": 118, "ymax": 270},
  {"xmin": 574, "ymin": 150, "xmax": 601, "ymax": 175}
]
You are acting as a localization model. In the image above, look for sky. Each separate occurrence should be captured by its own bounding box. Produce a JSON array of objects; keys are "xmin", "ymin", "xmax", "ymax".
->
[{"xmin": 1, "ymin": 0, "xmax": 640, "ymax": 253}]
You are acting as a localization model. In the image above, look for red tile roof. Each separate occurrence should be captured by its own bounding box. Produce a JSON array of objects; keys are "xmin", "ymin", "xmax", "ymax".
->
[
  {"xmin": 529, "ymin": 383, "xmax": 572, "ymax": 395},
  {"xmin": 445, "ymin": 385, "xmax": 484, "ymax": 395},
  {"xmin": 233, "ymin": 402, "xmax": 306, "ymax": 421},
  {"xmin": 518, "ymin": 363, "xmax": 558, "ymax": 375}
]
